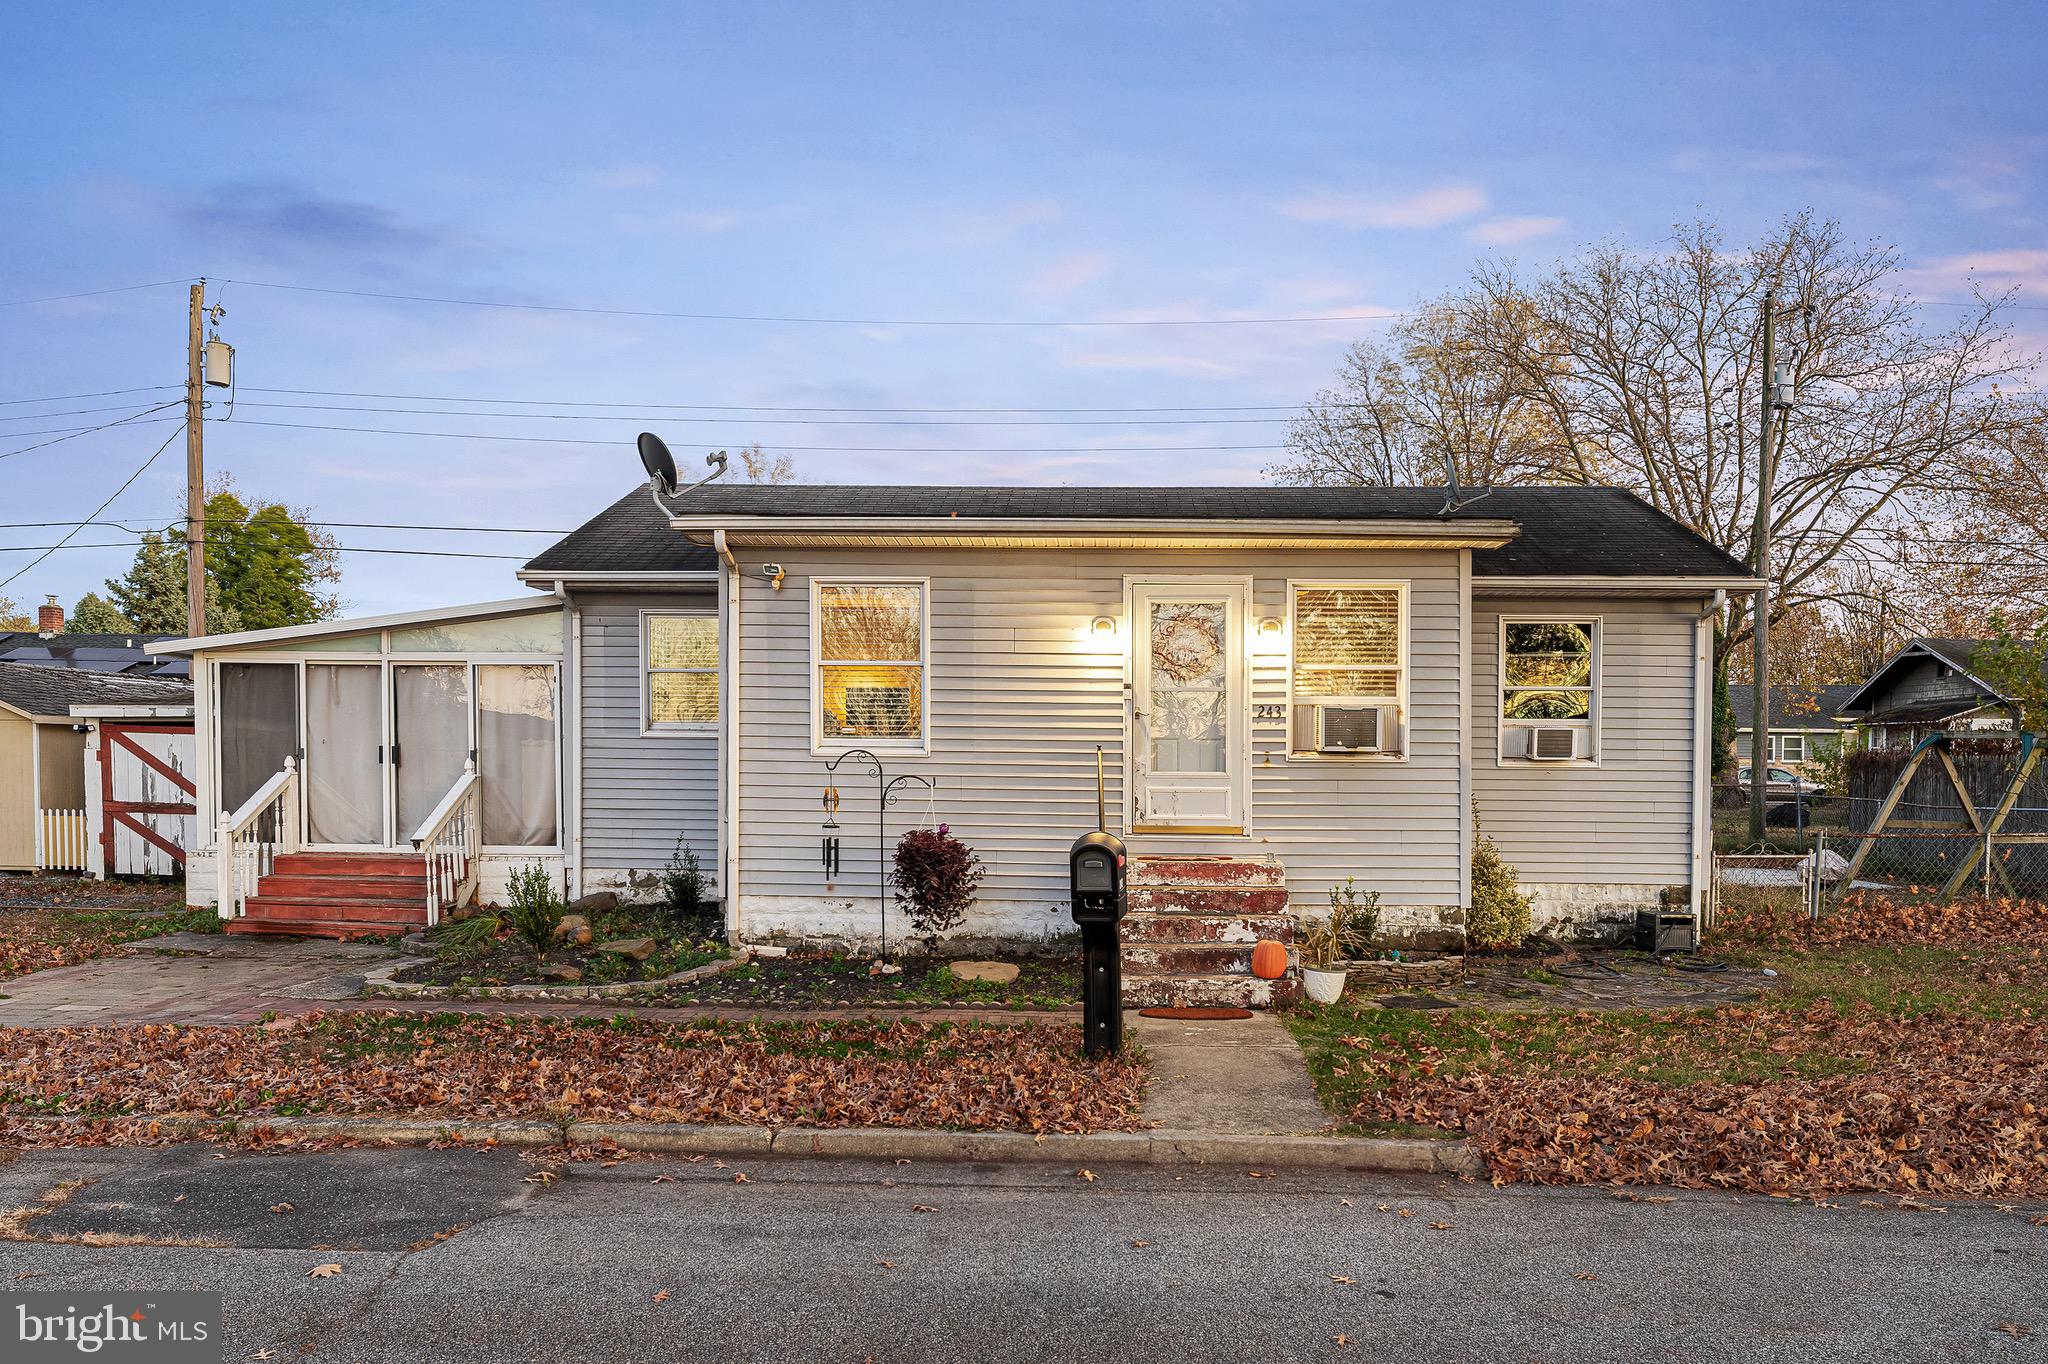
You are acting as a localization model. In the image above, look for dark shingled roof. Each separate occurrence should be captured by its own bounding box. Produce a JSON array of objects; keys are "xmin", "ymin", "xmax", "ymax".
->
[
  {"xmin": 524, "ymin": 484, "xmax": 1751, "ymax": 580},
  {"xmin": 1728, "ymin": 683, "xmax": 1862, "ymax": 731},
  {"xmin": 0, "ymin": 664, "xmax": 192, "ymax": 718}
]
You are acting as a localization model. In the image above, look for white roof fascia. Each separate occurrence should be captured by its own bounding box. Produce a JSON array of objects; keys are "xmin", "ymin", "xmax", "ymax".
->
[
  {"xmin": 1475, "ymin": 574, "xmax": 1764, "ymax": 595},
  {"xmin": 672, "ymin": 514, "xmax": 1521, "ymax": 546},
  {"xmin": 67, "ymin": 703, "xmax": 196, "ymax": 720},
  {"xmin": 145, "ymin": 593, "xmax": 565, "ymax": 656}
]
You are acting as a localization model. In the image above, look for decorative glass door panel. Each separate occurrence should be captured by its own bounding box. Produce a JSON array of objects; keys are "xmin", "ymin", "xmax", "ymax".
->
[
  {"xmin": 1131, "ymin": 582, "xmax": 1248, "ymax": 830},
  {"xmin": 305, "ymin": 664, "xmax": 384, "ymax": 846},
  {"xmin": 393, "ymin": 665, "xmax": 471, "ymax": 841}
]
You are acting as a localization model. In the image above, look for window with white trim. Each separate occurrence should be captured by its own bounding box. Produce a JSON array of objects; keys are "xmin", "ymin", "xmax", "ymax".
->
[
  {"xmin": 644, "ymin": 613, "xmax": 718, "ymax": 730},
  {"xmin": 1287, "ymin": 583, "xmax": 1405, "ymax": 755},
  {"xmin": 1769, "ymin": 733, "xmax": 1807, "ymax": 764},
  {"xmin": 815, "ymin": 581, "xmax": 926, "ymax": 745},
  {"xmin": 1500, "ymin": 619, "xmax": 1598, "ymax": 759}
]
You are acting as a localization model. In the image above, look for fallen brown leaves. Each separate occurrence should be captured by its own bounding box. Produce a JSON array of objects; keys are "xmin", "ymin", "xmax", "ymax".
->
[
  {"xmin": 0, "ymin": 1013, "xmax": 1147, "ymax": 1139},
  {"xmin": 0, "ymin": 903, "xmax": 212, "ymax": 982},
  {"xmin": 1354, "ymin": 1004, "xmax": 2048, "ymax": 1199},
  {"xmin": 1711, "ymin": 894, "xmax": 2048, "ymax": 951}
]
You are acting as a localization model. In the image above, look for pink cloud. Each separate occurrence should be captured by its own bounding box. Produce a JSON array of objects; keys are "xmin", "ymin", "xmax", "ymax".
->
[
  {"xmin": 1279, "ymin": 183, "xmax": 1488, "ymax": 230},
  {"xmin": 1466, "ymin": 215, "xmax": 1567, "ymax": 246}
]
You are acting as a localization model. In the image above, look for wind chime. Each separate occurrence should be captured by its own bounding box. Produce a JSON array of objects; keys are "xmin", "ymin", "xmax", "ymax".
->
[{"xmin": 820, "ymin": 782, "xmax": 842, "ymax": 887}]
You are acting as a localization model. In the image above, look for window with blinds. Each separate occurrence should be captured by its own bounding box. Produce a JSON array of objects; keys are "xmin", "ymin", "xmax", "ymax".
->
[
  {"xmin": 815, "ymin": 581, "xmax": 926, "ymax": 745},
  {"xmin": 1289, "ymin": 584, "xmax": 1405, "ymax": 754},
  {"xmin": 645, "ymin": 613, "xmax": 718, "ymax": 729}
]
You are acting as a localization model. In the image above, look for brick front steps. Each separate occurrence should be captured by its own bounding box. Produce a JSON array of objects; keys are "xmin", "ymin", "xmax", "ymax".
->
[
  {"xmin": 225, "ymin": 851, "xmax": 429, "ymax": 940},
  {"xmin": 1121, "ymin": 856, "xmax": 1300, "ymax": 1010}
]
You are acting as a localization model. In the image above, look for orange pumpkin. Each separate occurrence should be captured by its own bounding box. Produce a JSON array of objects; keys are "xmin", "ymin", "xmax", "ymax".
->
[{"xmin": 1250, "ymin": 939, "xmax": 1289, "ymax": 980}]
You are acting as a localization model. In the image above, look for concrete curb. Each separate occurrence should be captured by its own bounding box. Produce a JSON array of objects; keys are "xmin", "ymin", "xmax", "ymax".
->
[
  {"xmin": 360, "ymin": 951, "xmax": 747, "ymax": 1001},
  {"xmin": 6, "ymin": 1112, "xmax": 1482, "ymax": 1175}
]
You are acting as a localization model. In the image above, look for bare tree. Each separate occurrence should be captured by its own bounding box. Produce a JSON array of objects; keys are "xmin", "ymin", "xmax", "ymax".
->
[
  {"xmin": 735, "ymin": 442, "xmax": 799, "ymax": 485},
  {"xmin": 1276, "ymin": 215, "xmax": 2040, "ymax": 664}
]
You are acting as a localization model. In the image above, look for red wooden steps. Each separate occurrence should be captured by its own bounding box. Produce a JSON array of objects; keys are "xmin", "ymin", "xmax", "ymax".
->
[{"xmin": 225, "ymin": 849, "xmax": 428, "ymax": 940}]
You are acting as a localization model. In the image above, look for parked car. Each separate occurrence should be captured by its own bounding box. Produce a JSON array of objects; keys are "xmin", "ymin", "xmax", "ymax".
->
[{"xmin": 1737, "ymin": 765, "xmax": 1828, "ymax": 803}]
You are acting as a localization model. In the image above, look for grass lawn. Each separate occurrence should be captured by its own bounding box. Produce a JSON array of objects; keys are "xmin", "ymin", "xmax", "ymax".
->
[
  {"xmin": 1285, "ymin": 896, "xmax": 2048, "ymax": 1198},
  {"xmin": 0, "ymin": 1011, "xmax": 1145, "ymax": 1139}
]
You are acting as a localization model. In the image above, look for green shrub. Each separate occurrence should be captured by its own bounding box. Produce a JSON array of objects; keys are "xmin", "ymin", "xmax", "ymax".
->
[
  {"xmin": 503, "ymin": 863, "xmax": 564, "ymax": 960},
  {"xmin": 663, "ymin": 836, "xmax": 706, "ymax": 918},
  {"xmin": 1469, "ymin": 805, "xmax": 1533, "ymax": 950}
]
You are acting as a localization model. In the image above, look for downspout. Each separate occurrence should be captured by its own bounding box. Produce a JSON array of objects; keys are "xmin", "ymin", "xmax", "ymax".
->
[
  {"xmin": 716, "ymin": 530, "xmax": 742, "ymax": 941},
  {"xmin": 1690, "ymin": 590, "xmax": 1727, "ymax": 918},
  {"xmin": 561, "ymin": 582, "xmax": 583, "ymax": 899}
]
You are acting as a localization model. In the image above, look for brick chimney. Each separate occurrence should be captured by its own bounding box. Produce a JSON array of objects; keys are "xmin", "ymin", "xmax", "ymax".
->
[{"xmin": 36, "ymin": 595, "xmax": 62, "ymax": 637}]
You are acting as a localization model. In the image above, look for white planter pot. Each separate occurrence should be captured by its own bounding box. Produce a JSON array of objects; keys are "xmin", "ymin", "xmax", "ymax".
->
[{"xmin": 1302, "ymin": 965, "xmax": 1348, "ymax": 1005}]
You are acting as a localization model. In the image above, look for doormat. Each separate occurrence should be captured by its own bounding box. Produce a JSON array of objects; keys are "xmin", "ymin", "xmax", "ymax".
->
[{"xmin": 1137, "ymin": 1006, "xmax": 1254, "ymax": 1020}]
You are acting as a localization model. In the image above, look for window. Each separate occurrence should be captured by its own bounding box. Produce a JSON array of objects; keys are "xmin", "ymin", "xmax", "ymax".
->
[
  {"xmin": 1288, "ymin": 583, "xmax": 1405, "ymax": 755},
  {"xmin": 1769, "ymin": 733, "xmax": 1807, "ymax": 764},
  {"xmin": 815, "ymin": 581, "xmax": 926, "ymax": 746},
  {"xmin": 1500, "ymin": 618, "xmax": 1598, "ymax": 760},
  {"xmin": 644, "ymin": 614, "xmax": 718, "ymax": 730}
]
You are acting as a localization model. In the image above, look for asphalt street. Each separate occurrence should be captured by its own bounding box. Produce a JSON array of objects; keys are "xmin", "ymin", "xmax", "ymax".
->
[{"xmin": 0, "ymin": 1144, "xmax": 2039, "ymax": 1363}]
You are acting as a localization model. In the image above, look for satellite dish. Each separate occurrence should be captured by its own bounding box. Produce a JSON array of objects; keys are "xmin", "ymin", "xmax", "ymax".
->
[{"xmin": 637, "ymin": 431, "xmax": 678, "ymax": 493}]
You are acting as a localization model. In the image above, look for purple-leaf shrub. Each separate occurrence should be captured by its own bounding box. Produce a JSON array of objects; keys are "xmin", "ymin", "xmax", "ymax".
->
[{"xmin": 891, "ymin": 826, "xmax": 986, "ymax": 952}]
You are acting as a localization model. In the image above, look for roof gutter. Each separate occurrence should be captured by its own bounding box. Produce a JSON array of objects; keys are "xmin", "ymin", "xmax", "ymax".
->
[{"xmin": 674, "ymin": 515, "xmax": 1519, "ymax": 546}]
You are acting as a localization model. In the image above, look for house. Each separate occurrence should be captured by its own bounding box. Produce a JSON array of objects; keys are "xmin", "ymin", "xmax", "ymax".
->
[
  {"xmin": 1728, "ymin": 683, "xmax": 1860, "ymax": 769},
  {"xmin": 0, "ymin": 664, "xmax": 193, "ymax": 874},
  {"xmin": 0, "ymin": 598, "xmax": 185, "ymax": 679},
  {"xmin": 1837, "ymin": 637, "xmax": 2018, "ymax": 748},
  {"xmin": 152, "ymin": 482, "xmax": 1754, "ymax": 998}
]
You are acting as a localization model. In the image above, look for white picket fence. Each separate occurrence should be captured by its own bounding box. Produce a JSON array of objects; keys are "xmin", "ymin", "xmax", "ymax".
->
[{"xmin": 37, "ymin": 809, "xmax": 89, "ymax": 872}]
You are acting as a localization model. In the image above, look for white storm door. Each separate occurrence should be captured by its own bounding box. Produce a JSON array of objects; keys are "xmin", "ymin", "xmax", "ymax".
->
[{"xmin": 1131, "ymin": 580, "xmax": 1248, "ymax": 831}]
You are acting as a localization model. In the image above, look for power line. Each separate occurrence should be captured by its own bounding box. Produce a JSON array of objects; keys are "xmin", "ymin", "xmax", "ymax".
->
[
  {"xmin": 0, "ymin": 279, "xmax": 195, "ymax": 309},
  {"xmin": 0, "ymin": 385, "xmax": 181, "ymax": 407},
  {"xmin": 225, "ymin": 417, "xmax": 1279, "ymax": 454},
  {"xmin": 0, "ymin": 423, "xmax": 186, "ymax": 592},
  {"xmin": 0, "ymin": 538, "xmax": 529, "ymax": 562},
  {"xmin": 0, "ymin": 403, "xmax": 186, "ymax": 462},
  {"xmin": 230, "ymin": 399, "xmax": 1296, "ymax": 428},
  {"xmin": 0, "ymin": 402, "xmax": 172, "ymax": 425},
  {"xmin": 217, "ymin": 277, "xmax": 1407, "ymax": 328},
  {"xmin": 240, "ymin": 385, "xmax": 1320, "ymax": 416}
]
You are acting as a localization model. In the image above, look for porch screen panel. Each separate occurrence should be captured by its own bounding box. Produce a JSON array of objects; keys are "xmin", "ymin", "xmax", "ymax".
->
[
  {"xmin": 217, "ymin": 662, "xmax": 297, "ymax": 817},
  {"xmin": 394, "ymin": 665, "xmax": 470, "ymax": 840},
  {"xmin": 305, "ymin": 664, "xmax": 383, "ymax": 845},
  {"xmin": 477, "ymin": 664, "xmax": 558, "ymax": 846}
]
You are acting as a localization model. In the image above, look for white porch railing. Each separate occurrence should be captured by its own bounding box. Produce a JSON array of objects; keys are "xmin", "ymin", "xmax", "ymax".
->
[
  {"xmin": 36, "ymin": 809, "xmax": 89, "ymax": 872},
  {"xmin": 216, "ymin": 758, "xmax": 299, "ymax": 920},
  {"xmin": 410, "ymin": 761, "xmax": 480, "ymax": 928}
]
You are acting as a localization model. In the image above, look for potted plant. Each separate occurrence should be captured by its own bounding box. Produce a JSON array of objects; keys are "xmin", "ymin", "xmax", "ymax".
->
[{"xmin": 1298, "ymin": 905, "xmax": 1349, "ymax": 1005}]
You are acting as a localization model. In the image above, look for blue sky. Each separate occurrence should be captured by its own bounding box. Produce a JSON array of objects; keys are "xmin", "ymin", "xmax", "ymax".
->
[{"xmin": 4, "ymin": 1, "xmax": 2043, "ymax": 617}]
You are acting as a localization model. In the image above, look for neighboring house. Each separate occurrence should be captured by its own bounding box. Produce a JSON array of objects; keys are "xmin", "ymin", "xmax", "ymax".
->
[
  {"xmin": 1728, "ymin": 683, "xmax": 1860, "ymax": 769},
  {"xmin": 1837, "ymin": 638, "xmax": 2017, "ymax": 748},
  {"xmin": 0, "ymin": 665, "xmax": 193, "ymax": 873},
  {"xmin": 0, "ymin": 598, "xmax": 184, "ymax": 679},
  {"xmin": 155, "ymin": 481, "xmax": 1756, "ymax": 997}
]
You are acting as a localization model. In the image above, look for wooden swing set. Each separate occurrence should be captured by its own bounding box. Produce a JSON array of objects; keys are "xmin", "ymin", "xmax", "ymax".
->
[{"xmin": 1830, "ymin": 729, "xmax": 2042, "ymax": 907}]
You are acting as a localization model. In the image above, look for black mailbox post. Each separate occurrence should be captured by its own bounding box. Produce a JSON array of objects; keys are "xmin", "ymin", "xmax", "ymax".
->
[{"xmin": 1069, "ymin": 829, "xmax": 1128, "ymax": 1056}]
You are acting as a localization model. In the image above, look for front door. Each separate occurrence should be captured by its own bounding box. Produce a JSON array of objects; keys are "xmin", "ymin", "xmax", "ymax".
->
[
  {"xmin": 1131, "ymin": 580, "xmax": 1248, "ymax": 832},
  {"xmin": 304, "ymin": 663, "xmax": 385, "ymax": 847}
]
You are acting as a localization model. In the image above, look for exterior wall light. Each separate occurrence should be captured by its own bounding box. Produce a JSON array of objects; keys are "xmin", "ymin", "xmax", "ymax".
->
[
  {"xmin": 1090, "ymin": 615, "xmax": 1118, "ymax": 641},
  {"xmin": 1257, "ymin": 617, "xmax": 1285, "ymax": 640}
]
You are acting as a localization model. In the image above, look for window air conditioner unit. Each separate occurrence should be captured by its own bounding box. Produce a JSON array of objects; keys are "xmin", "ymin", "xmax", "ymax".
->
[
  {"xmin": 1317, "ymin": 704, "xmax": 1385, "ymax": 754},
  {"xmin": 1527, "ymin": 727, "xmax": 1578, "ymax": 761}
]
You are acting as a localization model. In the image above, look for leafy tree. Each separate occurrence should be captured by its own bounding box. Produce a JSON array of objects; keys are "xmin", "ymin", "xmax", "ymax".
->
[
  {"xmin": 0, "ymin": 596, "xmax": 30, "ymax": 631},
  {"xmin": 100, "ymin": 479, "xmax": 339, "ymax": 634},
  {"xmin": 67, "ymin": 592, "xmax": 133, "ymax": 633},
  {"xmin": 1971, "ymin": 615, "xmax": 2048, "ymax": 736}
]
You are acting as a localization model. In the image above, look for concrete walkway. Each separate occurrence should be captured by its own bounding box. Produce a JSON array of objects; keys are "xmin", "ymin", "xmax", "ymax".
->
[
  {"xmin": 1126, "ymin": 1009, "xmax": 1333, "ymax": 1135},
  {"xmin": 0, "ymin": 934, "xmax": 396, "ymax": 1027}
]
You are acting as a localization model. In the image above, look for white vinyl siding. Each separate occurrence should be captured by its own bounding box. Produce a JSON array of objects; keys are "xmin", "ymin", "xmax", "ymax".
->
[
  {"xmin": 576, "ymin": 591, "xmax": 720, "ymax": 882},
  {"xmin": 1472, "ymin": 596, "xmax": 1698, "ymax": 887},
  {"xmin": 737, "ymin": 548, "xmax": 1467, "ymax": 923}
]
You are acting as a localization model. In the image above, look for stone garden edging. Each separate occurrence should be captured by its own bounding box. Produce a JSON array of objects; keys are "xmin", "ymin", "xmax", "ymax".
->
[
  {"xmin": 359, "ymin": 952, "xmax": 749, "ymax": 1001},
  {"xmin": 8, "ymin": 1112, "xmax": 1482, "ymax": 1175}
]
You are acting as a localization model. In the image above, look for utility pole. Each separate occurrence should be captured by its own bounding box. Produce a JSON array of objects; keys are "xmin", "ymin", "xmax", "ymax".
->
[
  {"xmin": 1748, "ymin": 288, "xmax": 1779, "ymax": 845},
  {"xmin": 183, "ymin": 281, "xmax": 207, "ymax": 640}
]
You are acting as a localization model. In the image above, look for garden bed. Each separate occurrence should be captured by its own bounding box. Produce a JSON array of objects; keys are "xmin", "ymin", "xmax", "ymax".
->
[
  {"xmin": 1335, "ymin": 952, "xmax": 1466, "ymax": 991},
  {"xmin": 0, "ymin": 1012, "xmax": 1145, "ymax": 1136},
  {"xmin": 386, "ymin": 898, "xmax": 724, "ymax": 990},
  {"xmin": 1284, "ymin": 895, "xmax": 2048, "ymax": 1198},
  {"xmin": 655, "ymin": 951, "xmax": 1081, "ymax": 1010}
]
